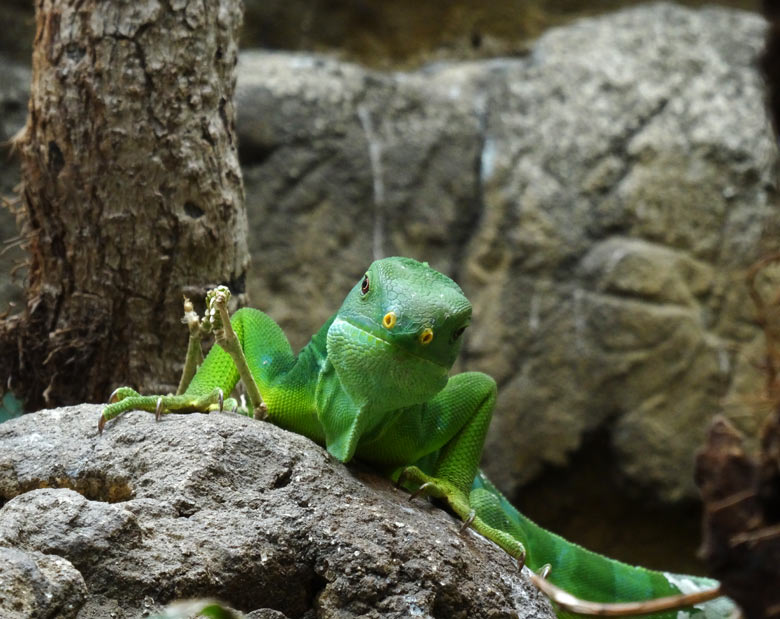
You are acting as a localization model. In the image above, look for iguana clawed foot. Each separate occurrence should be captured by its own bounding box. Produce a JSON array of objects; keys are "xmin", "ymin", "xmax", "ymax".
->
[
  {"xmin": 399, "ymin": 465, "xmax": 527, "ymax": 570},
  {"xmin": 98, "ymin": 387, "xmax": 234, "ymax": 434},
  {"xmin": 459, "ymin": 509, "xmax": 476, "ymax": 533},
  {"xmin": 407, "ymin": 481, "xmax": 435, "ymax": 502},
  {"xmin": 97, "ymin": 286, "xmax": 262, "ymax": 434}
]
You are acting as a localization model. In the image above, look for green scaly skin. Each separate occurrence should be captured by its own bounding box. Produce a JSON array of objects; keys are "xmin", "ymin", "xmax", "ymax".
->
[{"xmin": 100, "ymin": 257, "xmax": 733, "ymax": 618}]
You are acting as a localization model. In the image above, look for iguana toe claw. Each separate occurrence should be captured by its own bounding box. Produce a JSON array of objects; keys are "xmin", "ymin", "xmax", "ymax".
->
[
  {"xmin": 154, "ymin": 397, "xmax": 163, "ymax": 421},
  {"xmin": 409, "ymin": 482, "xmax": 433, "ymax": 502},
  {"xmin": 538, "ymin": 563, "xmax": 551, "ymax": 579},
  {"xmin": 217, "ymin": 388, "xmax": 224, "ymax": 412},
  {"xmin": 254, "ymin": 401, "xmax": 268, "ymax": 420},
  {"xmin": 108, "ymin": 387, "xmax": 122, "ymax": 404},
  {"xmin": 517, "ymin": 549, "xmax": 527, "ymax": 572},
  {"xmin": 97, "ymin": 414, "xmax": 106, "ymax": 434},
  {"xmin": 460, "ymin": 509, "xmax": 476, "ymax": 533}
]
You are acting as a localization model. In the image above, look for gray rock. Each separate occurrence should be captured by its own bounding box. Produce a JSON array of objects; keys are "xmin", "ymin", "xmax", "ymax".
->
[
  {"xmin": 236, "ymin": 53, "xmax": 488, "ymax": 342},
  {"xmin": 468, "ymin": 2, "xmax": 777, "ymax": 504},
  {"xmin": 236, "ymin": 4, "xmax": 778, "ymax": 512},
  {"xmin": 0, "ymin": 405, "xmax": 555, "ymax": 619},
  {"xmin": 0, "ymin": 546, "xmax": 86, "ymax": 618}
]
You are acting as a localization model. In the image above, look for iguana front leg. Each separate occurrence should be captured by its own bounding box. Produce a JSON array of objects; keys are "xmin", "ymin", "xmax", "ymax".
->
[
  {"xmin": 99, "ymin": 288, "xmax": 294, "ymax": 432},
  {"xmin": 364, "ymin": 371, "xmax": 527, "ymax": 565},
  {"xmin": 98, "ymin": 386, "xmax": 230, "ymax": 433},
  {"xmin": 99, "ymin": 287, "xmax": 242, "ymax": 432},
  {"xmin": 400, "ymin": 464, "xmax": 528, "ymax": 566},
  {"xmin": 390, "ymin": 373, "xmax": 726, "ymax": 617}
]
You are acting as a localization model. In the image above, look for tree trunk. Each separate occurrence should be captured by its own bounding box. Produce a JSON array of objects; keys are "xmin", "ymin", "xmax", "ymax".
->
[{"xmin": 0, "ymin": 0, "xmax": 248, "ymax": 412}]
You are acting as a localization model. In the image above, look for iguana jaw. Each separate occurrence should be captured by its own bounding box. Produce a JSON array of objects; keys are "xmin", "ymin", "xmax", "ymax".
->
[{"xmin": 326, "ymin": 317, "xmax": 449, "ymax": 410}]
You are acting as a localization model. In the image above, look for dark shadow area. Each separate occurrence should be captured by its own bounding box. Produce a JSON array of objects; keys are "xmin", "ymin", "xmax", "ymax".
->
[{"xmin": 513, "ymin": 425, "xmax": 706, "ymax": 575}]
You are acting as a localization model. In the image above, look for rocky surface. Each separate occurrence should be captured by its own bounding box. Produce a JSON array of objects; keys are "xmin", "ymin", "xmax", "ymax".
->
[
  {"xmin": 243, "ymin": 0, "xmax": 759, "ymax": 68},
  {"xmin": 0, "ymin": 405, "xmax": 554, "ymax": 619},
  {"xmin": 463, "ymin": 3, "xmax": 777, "ymax": 505},
  {"xmin": 0, "ymin": 546, "xmax": 86, "ymax": 618}
]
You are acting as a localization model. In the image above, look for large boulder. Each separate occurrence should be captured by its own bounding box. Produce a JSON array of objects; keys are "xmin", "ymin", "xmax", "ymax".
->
[
  {"xmin": 0, "ymin": 405, "xmax": 554, "ymax": 618},
  {"xmin": 467, "ymin": 2, "xmax": 777, "ymax": 503}
]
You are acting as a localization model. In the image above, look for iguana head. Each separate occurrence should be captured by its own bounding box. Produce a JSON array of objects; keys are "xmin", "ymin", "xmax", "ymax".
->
[{"xmin": 327, "ymin": 257, "xmax": 472, "ymax": 409}]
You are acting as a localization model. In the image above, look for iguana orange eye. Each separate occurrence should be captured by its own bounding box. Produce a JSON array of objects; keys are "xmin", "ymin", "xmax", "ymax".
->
[{"xmin": 360, "ymin": 275, "xmax": 370, "ymax": 295}]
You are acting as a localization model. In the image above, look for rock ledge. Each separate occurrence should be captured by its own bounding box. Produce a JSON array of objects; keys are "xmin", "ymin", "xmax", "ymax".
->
[{"xmin": 0, "ymin": 405, "xmax": 553, "ymax": 619}]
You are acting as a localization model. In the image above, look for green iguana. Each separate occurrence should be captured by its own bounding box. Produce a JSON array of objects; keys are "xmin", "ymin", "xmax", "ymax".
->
[{"xmin": 100, "ymin": 256, "xmax": 735, "ymax": 618}]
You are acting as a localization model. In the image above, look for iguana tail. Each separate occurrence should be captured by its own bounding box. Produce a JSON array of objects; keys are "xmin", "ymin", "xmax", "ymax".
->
[{"xmin": 471, "ymin": 472, "xmax": 735, "ymax": 618}]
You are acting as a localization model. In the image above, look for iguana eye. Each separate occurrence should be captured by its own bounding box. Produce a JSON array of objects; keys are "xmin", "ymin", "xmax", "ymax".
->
[
  {"xmin": 451, "ymin": 326, "xmax": 467, "ymax": 342},
  {"xmin": 360, "ymin": 274, "xmax": 370, "ymax": 295}
]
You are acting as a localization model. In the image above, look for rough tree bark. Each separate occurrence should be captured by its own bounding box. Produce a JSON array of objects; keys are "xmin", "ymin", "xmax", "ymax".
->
[{"xmin": 0, "ymin": 0, "xmax": 248, "ymax": 411}]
